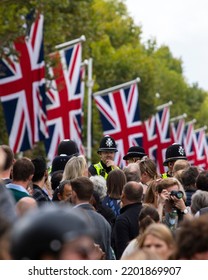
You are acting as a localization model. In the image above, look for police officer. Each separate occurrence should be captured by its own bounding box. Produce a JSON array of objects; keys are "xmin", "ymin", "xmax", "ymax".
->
[
  {"xmin": 162, "ymin": 143, "xmax": 187, "ymax": 178},
  {"xmin": 88, "ymin": 135, "xmax": 119, "ymax": 179},
  {"xmin": 123, "ymin": 146, "xmax": 147, "ymax": 165}
]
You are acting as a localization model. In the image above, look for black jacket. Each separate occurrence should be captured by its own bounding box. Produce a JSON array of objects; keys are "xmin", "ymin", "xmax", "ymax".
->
[{"xmin": 112, "ymin": 202, "xmax": 143, "ymax": 259}]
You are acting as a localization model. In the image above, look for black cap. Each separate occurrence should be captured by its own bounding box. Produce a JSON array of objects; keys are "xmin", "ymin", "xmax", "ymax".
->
[
  {"xmin": 97, "ymin": 135, "xmax": 118, "ymax": 153},
  {"xmin": 163, "ymin": 143, "xmax": 187, "ymax": 166},
  {"xmin": 51, "ymin": 155, "xmax": 71, "ymax": 173},
  {"xmin": 57, "ymin": 139, "xmax": 79, "ymax": 156},
  {"xmin": 123, "ymin": 146, "xmax": 147, "ymax": 160},
  {"xmin": 10, "ymin": 204, "xmax": 95, "ymax": 259}
]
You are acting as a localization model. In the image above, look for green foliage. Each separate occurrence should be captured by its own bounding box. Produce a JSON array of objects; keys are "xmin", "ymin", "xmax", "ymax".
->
[{"xmin": 0, "ymin": 0, "xmax": 208, "ymax": 163}]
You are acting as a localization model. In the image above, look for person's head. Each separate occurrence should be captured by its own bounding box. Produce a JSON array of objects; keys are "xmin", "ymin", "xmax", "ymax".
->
[
  {"xmin": 52, "ymin": 180, "xmax": 72, "ymax": 202},
  {"xmin": 70, "ymin": 176, "xmax": 94, "ymax": 204},
  {"xmin": 89, "ymin": 175, "xmax": 107, "ymax": 201},
  {"xmin": 62, "ymin": 155, "xmax": 88, "ymax": 181},
  {"xmin": 15, "ymin": 197, "xmax": 38, "ymax": 217},
  {"xmin": 163, "ymin": 143, "xmax": 187, "ymax": 174},
  {"xmin": 180, "ymin": 165, "xmax": 200, "ymax": 191},
  {"xmin": 139, "ymin": 157, "xmax": 159, "ymax": 184},
  {"xmin": 172, "ymin": 159, "xmax": 191, "ymax": 175},
  {"xmin": 50, "ymin": 170, "xmax": 63, "ymax": 191},
  {"xmin": 190, "ymin": 190, "xmax": 208, "ymax": 215},
  {"xmin": 0, "ymin": 145, "xmax": 14, "ymax": 174},
  {"xmin": 31, "ymin": 156, "xmax": 47, "ymax": 183},
  {"xmin": 121, "ymin": 248, "xmax": 161, "ymax": 260},
  {"xmin": 138, "ymin": 204, "xmax": 160, "ymax": 234},
  {"xmin": 123, "ymin": 146, "xmax": 147, "ymax": 165},
  {"xmin": 138, "ymin": 223, "xmax": 175, "ymax": 260},
  {"xmin": 143, "ymin": 179, "xmax": 161, "ymax": 205},
  {"xmin": 106, "ymin": 168, "xmax": 126, "ymax": 199},
  {"xmin": 123, "ymin": 163, "xmax": 141, "ymax": 182},
  {"xmin": 57, "ymin": 139, "xmax": 79, "ymax": 157},
  {"xmin": 97, "ymin": 135, "xmax": 117, "ymax": 164},
  {"xmin": 196, "ymin": 170, "xmax": 208, "ymax": 192},
  {"xmin": 51, "ymin": 140, "xmax": 79, "ymax": 174},
  {"xmin": 10, "ymin": 204, "xmax": 96, "ymax": 260},
  {"xmin": 174, "ymin": 214, "xmax": 208, "ymax": 259},
  {"xmin": 156, "ymin": 177, "xmax": 186, "ymax": 203},
  {"xmin": 12, "ymin": 157, "xmax": 35, "ymax": 183},
  {"xmin": 121, "ymin": 181, "xmax": 143, "ymax": 206}
]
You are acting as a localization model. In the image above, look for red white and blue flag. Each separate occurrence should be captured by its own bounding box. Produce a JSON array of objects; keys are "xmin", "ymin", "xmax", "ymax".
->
[
  {"xmin": 170, "ymin": 117, "xmax": 185, "ymax": 145},
  {"xmin": 142, "ymin": 114, "xmax": 158, "ymax": 162},
  {"xmin": 0, "ymin": 13, "xmax": 47, "ymax": 153},
  {"xmin": 183, "ymin": 121, "xmax": 195, "ymax": 164},
  {"xmin": 94, "ymin": 82, "xmax": 143, "ymax": 167},
  {"xmin": 193, "ymin": 127, "xmax": 208, "ymax": 169},
  {"xmin": 45, "ymin": 42, "xmax": 85, "ymax": 164},
  {"xmin": 155, "ymin": 105, "xmax": 172, "ymax": 174}
]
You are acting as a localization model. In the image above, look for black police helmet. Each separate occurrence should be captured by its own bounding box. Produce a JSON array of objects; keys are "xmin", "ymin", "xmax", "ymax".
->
[
  {"xmin": 57, "ymin": 139, "xmax": 79, "ymax": 156},
  {"xmin": 163, "ymin": 143, "xmax": 187, "ymax": 166},
  {"xmin": 123, "ymin": 146, "xmax": 146, "ymax": 160},
  {"xmin": 97, "ymin": 135, "xmax": 118, "ymax": 153},
  {"xmin": 10, "ymin": 204, "xmax": 95, "ymax": 259}
]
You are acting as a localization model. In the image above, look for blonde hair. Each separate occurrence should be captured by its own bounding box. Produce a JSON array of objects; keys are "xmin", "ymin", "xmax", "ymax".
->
[
  {"xmin": 139, "ymin": 157, "xmax": 159, "ymax": 180},
  {"xmin": 138, "ymin": 223, "xmax": 175, "ymax": 251},
  {"xmin": 62, "ymin": 155, "xmax": 87, "ymax": 181}
]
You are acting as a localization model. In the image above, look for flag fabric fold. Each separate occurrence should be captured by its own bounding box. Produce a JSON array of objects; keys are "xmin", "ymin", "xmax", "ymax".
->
[
  {"xmin": 93, "ymin": 81, "xmax": 143, "ymax": 167},
  {"xmin": 45, "ymin": 41, "xmax": 85, "ymax": 164},
  {"xmin": 0, "ymin": 13, "xmax": 47, "ymax": 153}
]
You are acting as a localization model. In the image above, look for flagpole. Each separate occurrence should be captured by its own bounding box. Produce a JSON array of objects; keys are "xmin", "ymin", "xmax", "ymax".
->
[
  {"xmin": 156, "ymin": 100, "xmax": 173, "ymax": 111},
  {"xmin": 87, "ymin": 58, "xmax": 93, "ymax": 165},
  {"xmin": 186, "ymin": 119, "xmax": 197, "ymax": 125},
  {"xmin": 55, "ymin": 35, "xmax": 86, "ymax": 50},
  {"xmin": 93, "ymin": 77, "xmax": 140, "ymax": 96},
  {"xmin": 194, "ymin": 126, "xmax": 207, "ymax": 133},
  {"xmin": 170, "ymin": 113, "xmax": 187, "ymax": 122}
]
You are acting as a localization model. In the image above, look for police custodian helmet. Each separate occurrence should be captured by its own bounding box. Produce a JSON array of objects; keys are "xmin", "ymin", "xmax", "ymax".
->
[
  {"xmin": 97, "ymin": 135, "xmax": 118, "ymax": 153},
  {"xmin": 163, "ymin": 143, "xmax": 187, "ymax": 166}
]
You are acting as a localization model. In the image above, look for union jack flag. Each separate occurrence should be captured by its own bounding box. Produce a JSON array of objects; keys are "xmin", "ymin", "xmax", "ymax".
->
[
  {"xmin": 142, "ymin": 114, "xmax": 158, "ymax": 162},
  {"xmin": 170, "ymin": 118, "xmax": 185, "ymax": 145},
  {"xmin": 45, "ymin": 42, "xmax": 85, "ymax": 164},
  {"xmin": 183, "ymin": 121, "xmax": 195, "ymax": 165},
  {"xmin": 193, "ymin": 128, "xmax": 208, "ymax": 169},
  {"xmin": 94, "ymin": 82, "xmax": 143, "ymax": 167},
  {"xmin": 0, "ymin": 13, "xmax": 47, "ymax": 153},
  {"xmin": 155, "ymin": 105, "xmax": 172, "ymax": 174}
]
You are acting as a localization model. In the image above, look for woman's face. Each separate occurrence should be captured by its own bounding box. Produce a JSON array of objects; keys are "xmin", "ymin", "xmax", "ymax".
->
[{"xmin": 142, "ymin": 234, "xmax": 173, "ymax": 260}]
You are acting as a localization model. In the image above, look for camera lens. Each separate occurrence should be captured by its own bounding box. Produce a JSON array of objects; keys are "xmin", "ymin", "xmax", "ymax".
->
[{"xmin": 170, "ymin": 190, "xmax": 183, "ymax": 199}]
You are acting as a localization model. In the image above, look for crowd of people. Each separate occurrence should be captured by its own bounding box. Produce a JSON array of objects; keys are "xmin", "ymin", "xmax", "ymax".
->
[{"xmin": 1, "ymin": 135, "xmax": 208, "ymax": 260}]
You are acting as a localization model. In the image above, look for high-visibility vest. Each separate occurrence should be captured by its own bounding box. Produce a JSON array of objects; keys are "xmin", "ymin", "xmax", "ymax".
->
[{"xmin": 93, "ymin": 162, "xmax": 115, "ymax": 179}]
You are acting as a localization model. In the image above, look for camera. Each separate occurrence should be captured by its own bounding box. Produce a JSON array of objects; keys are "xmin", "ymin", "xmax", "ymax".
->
[{"xmin": 170, "ymin": 190, "xmax": 183, "ymax": 199}]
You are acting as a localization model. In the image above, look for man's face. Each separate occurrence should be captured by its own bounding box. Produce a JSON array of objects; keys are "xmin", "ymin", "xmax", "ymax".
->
[{"xmin": 99, "ymin": 151, "xmax": 115, "ymax": 164}]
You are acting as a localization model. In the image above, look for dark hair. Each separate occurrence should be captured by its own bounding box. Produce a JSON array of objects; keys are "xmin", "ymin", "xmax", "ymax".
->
[
  {"xmin": 52, "ymin": 180, "xmax": 71, "ymax": 201},
  {"xmin": 12, "ymin": 158, "xmax": 34, "ymax": 181},
  {"xmin": 181, "ymin": 166, "xmax": 200, "ymax": 191},
  {"xmin": 138, "ymin": 204, "xmax": 160, "ymax": 234},
  {"xmin": 50, "ymin": 170, "xmax": 63, "ymax": 191},
  {"xmin": 31, "ymin": 156, "xmax": 47, "ymax": 182},
  {"xmin": 106, "ymin": 169, "xmax": 126, "ymax": 199},
  {"xmin": 196, "ymin": 170, "xmax": 208, "ymax": 192},
  {"xmin": 70, "ymin": 177, "xmax": 93, "ymax": 201},
  {"xmin": 175, "ymin": 214, "xmax": 208, "ymax": 259}
]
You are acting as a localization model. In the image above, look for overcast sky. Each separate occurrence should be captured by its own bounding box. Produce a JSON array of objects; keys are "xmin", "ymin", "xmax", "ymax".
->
[{"xmin": 125, "ymin": 0, "xmax": 208, "ymax": 91}]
